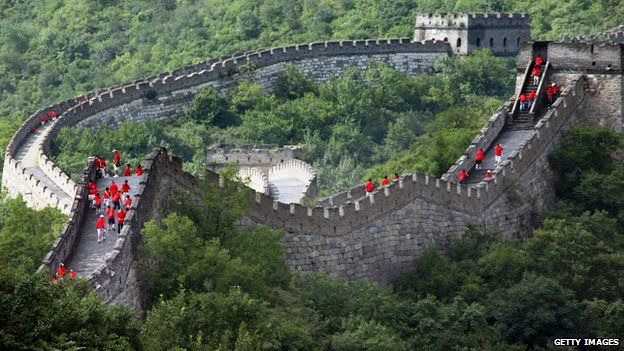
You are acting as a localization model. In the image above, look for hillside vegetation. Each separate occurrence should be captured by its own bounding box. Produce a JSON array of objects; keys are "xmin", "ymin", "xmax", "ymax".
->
[{"xmin": 1, "ymin": 0, "xmax": 624, "ymax": 163}]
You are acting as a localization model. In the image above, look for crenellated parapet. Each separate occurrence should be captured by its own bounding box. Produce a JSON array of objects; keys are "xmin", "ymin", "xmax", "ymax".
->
[{"xmin": 207, "ymin": 144, "xmax": 302, "ymax": 174}]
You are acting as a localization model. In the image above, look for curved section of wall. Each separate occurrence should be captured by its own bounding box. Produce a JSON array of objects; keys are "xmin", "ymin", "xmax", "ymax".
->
[
  {"xmin": 268, "ymin": 159, "xmax": 318, "ymax": 201},
  {"xmin": 238, "ymin": 167, "xmax": 270, "ymax": 195}
]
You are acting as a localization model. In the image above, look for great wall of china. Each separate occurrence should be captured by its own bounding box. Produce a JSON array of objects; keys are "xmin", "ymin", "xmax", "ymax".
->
[{"xmin": 1, "ymin": 20, "xmax": 623, "ymax": 311}]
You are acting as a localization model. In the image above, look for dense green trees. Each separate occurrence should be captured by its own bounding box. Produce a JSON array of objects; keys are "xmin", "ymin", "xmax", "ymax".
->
[{"xmin": 52, "ymin": 52, "xmax": 514, "ymax": 195}]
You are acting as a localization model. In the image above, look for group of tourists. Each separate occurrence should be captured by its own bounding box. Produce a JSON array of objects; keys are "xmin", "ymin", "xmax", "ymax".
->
[
  {"xmin": 32, "ymin": 109, "xmax": 58, "ymax": 134},
  {"xmin": 458, "ymin": 143, "xmax": 504, "ymax": 185},
  {"xmin": 365, "ymin": 173, "xmax": 400, "ymax": 195},
  {"xmin": 94, "ymin": 151, "xmax": 143, "ymax": 179},
  {"xmin": 89, "ymin": 150, "xmax": 139, "ymax": 243},
  {"xmin": 519, "ymin": 55, "xmax": 560, "ymax": 111},
  {"xmin": 50, "ymin": 262, "xmax": 77, "ymax": 283}
]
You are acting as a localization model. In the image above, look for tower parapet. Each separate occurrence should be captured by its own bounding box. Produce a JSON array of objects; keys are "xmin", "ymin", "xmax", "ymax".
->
[{"xmin": 414, "ymin": 13, "xmax": 531, "ymax": 55}]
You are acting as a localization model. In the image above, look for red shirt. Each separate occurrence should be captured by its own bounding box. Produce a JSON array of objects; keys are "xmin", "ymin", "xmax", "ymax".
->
[
  {"xmin": 552, "ymin": 84, "xmax": 559, "ymax": 95},
  {"xmin": 100, "ymin": 159, "xmax": 107, "ymax": 169},
  {"xmin": 121, "ymin": 182, "xmax": 130, "ymax": 193},
  {"xmin": 113, "ymin": 151, "xmax": 120, "ymax": 165},
  {"xmin": 40, "ymin": 114, "xmax": 46, "ymax": 123},
  {"xmin": 532, "ymin": 67, "xmax": 540, "ymax": 77},
  {"xmin": 365, "ymin": 181, "xmax": 374, "ymax": 193},
  {"xmin": 117, "ymin": 211, "xmax": 126, "ymax": 224},
  {"xmin": 124, "ymin": 197, "xmax": 132, "ymax": 209},
  {"xmin": 519, "ymin": 94, "xmax": 527, "ymax": 102},
  {"xmin": 96, "ymin": 217, "xmax": 105, "ymax": 229},
  {"xmin": 495, "ymin": 145, "xmax": 503, "ymax": 156},
  {"xmin": 528, "ymin": 91, "xmax": 536, "ymax": 100},
  {"xmin": 94, "ymin": 158, "xmax": 101, "ymax": 169},
  {"xmin": 93, "ymin": 195, "xmax": 102, "ymax": 206},
  {"xmin": 124, "ymin": 166, "xmax": 132, "ymax": 176},
  {"xmin": 535, "ymin": 57, "xmax": 543, "ymax": 67},
  {"xmin": 69, "ymin": 271, "xmax": 76, "ymax": 280},
  {"xmin": 103, "ymin": 190, "xmax": 111, "ymax": 200},
  {"xmin": 88, "ymin": 181, "xmax": 96, "ymax": 190},
  {"xmin": 109, "ymin": 182, "xmax": 119, "ymax": 195},
  {"xmin": 135, "ymin": 167, "xmax": 143, "ymax": 176},
  {"xmin": 106, "ymin": 207, "xmax": 115, "ymax": 220},
  {"xmin": 475, "ymin": 150, "xmax": 484, "ymax": 161},
  {"xmin": 546, "ymin": 86, "xmax": 554, "ymax": 99},
  {"xmin": 486, "ymin": 172, "xmax": 492, "ymax": 179},
  {"xmin": 56, "ymin": 266, "xmax": 66, "ymax": 277},
  {"xmin": 381, "ymin": 178, "xmax": 389, "ymax": 186},
  {"xmin": 47, "ymin": 110, "xmax": 56, "ymax": 119},
  {"xmin": 89, "ymin": 187, "xmax": 98, "ymax": 196},
  {"xmin": 459, "ymin": 170, "xmax": 468, "ymax": 181},
  {"xmin": 112, "ymin": 192, "xmax": 120, "ymax": 203},
  {"xmin": 393, "ymin": 175, "xmax": 399, "ymax": 180}
]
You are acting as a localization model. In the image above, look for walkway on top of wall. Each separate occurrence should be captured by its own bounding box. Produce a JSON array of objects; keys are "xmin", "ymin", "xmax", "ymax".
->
[
  {"xmin": 269, "ymin": 176, "xmax": 309, "ymax": 204},
  {"xmin": 13, "ymin": 121, "xmax": 73, "ymax": 204},
  {"xmin": 465, "ymin": 129, "xmax": 534, "ymax": 184},
  {"xmin": 65, "ymin": 175, "xmax": 142, "ymax": 278}
]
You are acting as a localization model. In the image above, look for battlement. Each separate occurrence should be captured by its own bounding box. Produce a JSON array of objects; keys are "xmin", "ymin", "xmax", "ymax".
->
[
  {"xmin": 415, "ymin": 13, "xmax": 530, "ymax": 28},
  {"xmin": 207, "ymin": 144, "xmax": 302, "ymax": 173}
]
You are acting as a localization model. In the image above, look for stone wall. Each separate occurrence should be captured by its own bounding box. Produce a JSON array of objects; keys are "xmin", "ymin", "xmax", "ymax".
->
[
  {"xmin": 238, "ymin": 167, "xmax": 270, "ymax": 195},
  {"xmin": 72, "ymin": 39, "xmax": 450, "ymax": 129},
  {"xmin": 207, "ymin": 144, "xmax": 302, "ymax": 174}
]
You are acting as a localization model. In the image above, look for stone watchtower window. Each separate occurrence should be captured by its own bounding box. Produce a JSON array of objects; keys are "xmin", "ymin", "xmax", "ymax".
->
[
  {"xmin": 503, "ymin": 37, "xmax": 507, "ymax": 47},
  {"xmin": 457, "ymin": 38, "xmax": 462, "ymax": 47},
  {"xmin": 476, "ymin": 38, "xmax": 481, "ymax": 47},
  {"xmin": 490, "ymin": 38, "xmax": 494, "ymax": 47},
  {"xmin": 517, "ymin": 37, "xmax": 521, "ymax": 46},
  {"xmin": 444, "ymin": 37, "xmax": 448, "ymax": 42}
]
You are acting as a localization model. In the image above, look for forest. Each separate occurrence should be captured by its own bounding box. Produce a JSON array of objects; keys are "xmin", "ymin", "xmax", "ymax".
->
[{"xmin": 1, "ymin": 0, "xmax": 624, "ymax": 350}]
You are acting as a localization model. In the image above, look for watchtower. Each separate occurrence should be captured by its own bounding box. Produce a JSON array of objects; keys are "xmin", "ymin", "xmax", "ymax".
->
[{"xmin": 414, "ymin": 13, "xmax": 531, "ymax": 56}]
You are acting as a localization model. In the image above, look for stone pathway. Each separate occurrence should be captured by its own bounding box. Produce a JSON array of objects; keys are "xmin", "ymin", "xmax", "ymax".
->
[
  {"xmin": 13, "ymin": 121, "xmax": 73, "ymax": 202},
  {"xmin": 269, "ymin": 176, "xmax": 309, "ymax": 204},
  {"xmin": 465, "ymin": 129, "xmax": 535, "ymax": 184},
  {"xmin": 65, "ymin": 175, "xmax": 142, "ymax": 278}
]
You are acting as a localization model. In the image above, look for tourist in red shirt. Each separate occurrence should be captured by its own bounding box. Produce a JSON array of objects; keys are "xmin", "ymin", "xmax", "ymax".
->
[
  {"xmin": 109, "ymin": 180, "xmax": 119, "ymax": 196},
  {"xmin": 519, "ymin": 93, "xmax": 528, "ymax": 111},
  {"xmin": 534, "ymin": 55, "xmax": 543, "ymax": 68},
  {"xmin": 56, "ymin": 263, "xmax": 66, "ymax": 279},
  {"xmin": 123, "ymin": 164, "xmax": 132, "ymax": 177},
  {"xmin": 546, "ymin": 86, "xmax": 555, "ymax": 107},
  {"xmin": 494, "ymin": 144, "xmax": 504, "ymax": 165},
  {"xmin": 458, "ymin": 169, "xmax": 469, "ymax": 185},
  {"xmin": 532, "ymin": 67, "xmax": 541, "ymax": 86},
  {"xmin": 381, "ymin": 175, "xmax": 390, "ymax": 187},
  {"xmin": 552, "ymin": 83, "xmax": 559, "ymax": 98},
  {"xmin": 393, "ymin": 173, "xmax": 399, "ymax": 181},
  {"xmin": 96, "ymin": 215, "xmax": 106, "ymax": 243},
  {"xmin": 365, "ymin": 178, "xmax": 374, "ymax": 195},
  {"xmin": 113, "ymin": 150, "xmax": 121, "ymax": 165},
  {"xmin": 93, "ymin": 192, "xmax": 102, "ymax": 214},
  {"xmin": 69, "ymin": 269, "xmax": 76, "ymax": 281},
  {"xmin": 120, "ymin": 180, "xmax": 130, "ymax": 194},
  {"xmin": 100, "ymin": 157, "xmax": 108, "ymax": 178},
  {"xmin": 105, "ymin": 205, "xmax": 115, "ymax": 232},
  {"xmin": 485, "ymin": 170, "xmax": 493, "ymax": 180},
  {"xmin": 117, "ymin": 208, "xmax": 127, "ymax": 234},
  {"xmin": 103, "ymin": 187, "xmax": 111, "ymax": 208},
  {"xmin": 135, "ymin": 164, "xmax": 143, "ymax": 176},
  {"xmin": 124, "ymin": 195, "xmax": 132, "ymax": 210},
  {"xmin": 40, "ymin": 114, "xmax": 46, "ymax": 125},
  {"xmin": 475, "ymin": 148, "xmax": 484, "ymax": 170},
  {"xmin": 47, "ymin": 110, "xmax": 57, "ymax": 120},
  {"xmin": 112, "ymin": 191, "xmax": 121, "ymax": 211},
  {"xmin": 528, "ymin": 91, "xmax": 537, "ymax": 109}
]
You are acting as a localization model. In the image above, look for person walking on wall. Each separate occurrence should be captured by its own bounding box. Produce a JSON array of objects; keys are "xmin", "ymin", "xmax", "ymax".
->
[
  {"xmin": 105, "ymin": 205, "xmax": 115, "ymax": 232},
  {"xmin": 546, "ymin": 84, "xmax": 555, "ymax": 107},
  {"xmin": 495, "ymin": 144, "xmax": 504, "ymax": 165},
  {"xmin": 365, "ymin": 178, "xmax": 374, "ymax": 196},
  {"xmin": 393, "ymin": 173, "xmax": 399, "ymax": 181},
  {"xmin": 103, "ymin": 187, "xmax": 111, "ymax": 208},
  {"xmin": 458, "ymin": 169, "xmax": 469, "ymax": 185},
  {"xmin": 112, "ymin": 190, "xmax": 121, "ymax": 211},
  {"xmin": 534, "ymin": 55, "xmax": 543, "ymax": 68},
  {"xmin": 519, "ymin": 93, "xmax": 528, "ymax": 111},
  {"xmin": 123, "ymin": 164, "xmax": 132, "ymax": 177},
  {"xmin": 117, "ymin": 208, "xmax": 127, "ymax": 235},
  {"xmin": 381, "ymin": 175, "xmax": 390, "ymax": 187},
  {"xmin": 96, "ymin": 215, "xmax": 106, "ymax": 243},
  {"xmin": 532, "ymin": 66, "xmax": 541, "ymax": 86},
  {"xmin": 100, "ymin": 157, "xmax": 108, "ymax": 178},
  {"xmin": 124, "ymin": 195, "xmax": 132, "ymax": 210},
  {"xmin": 120, "ymin": 180, "xmax": 130, "ymax": 195},
  {"xmin": 135, "ymin": 164, "xmax": 143, "ymax": 176},
  {"xmin": 528, "ymin": 90, "xmax": 537, "ymax": 109},
  {"xmin": 485, "ymin": 170, "xmax": 493, "ymax": 180},
  {"xmin": 93, "ymin": 192, "xmax": 102, "ymax": 214},
  {"xmin": 475, "ymin": 148, "xmax": 484, "ymax": 170},
  {"xmin": 56, "ymin": 263, "xmax": 66, "ymax": 279},
  {"xmin": 69, "ymin": 269, "xmax": 76, "ymax": 281}
]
